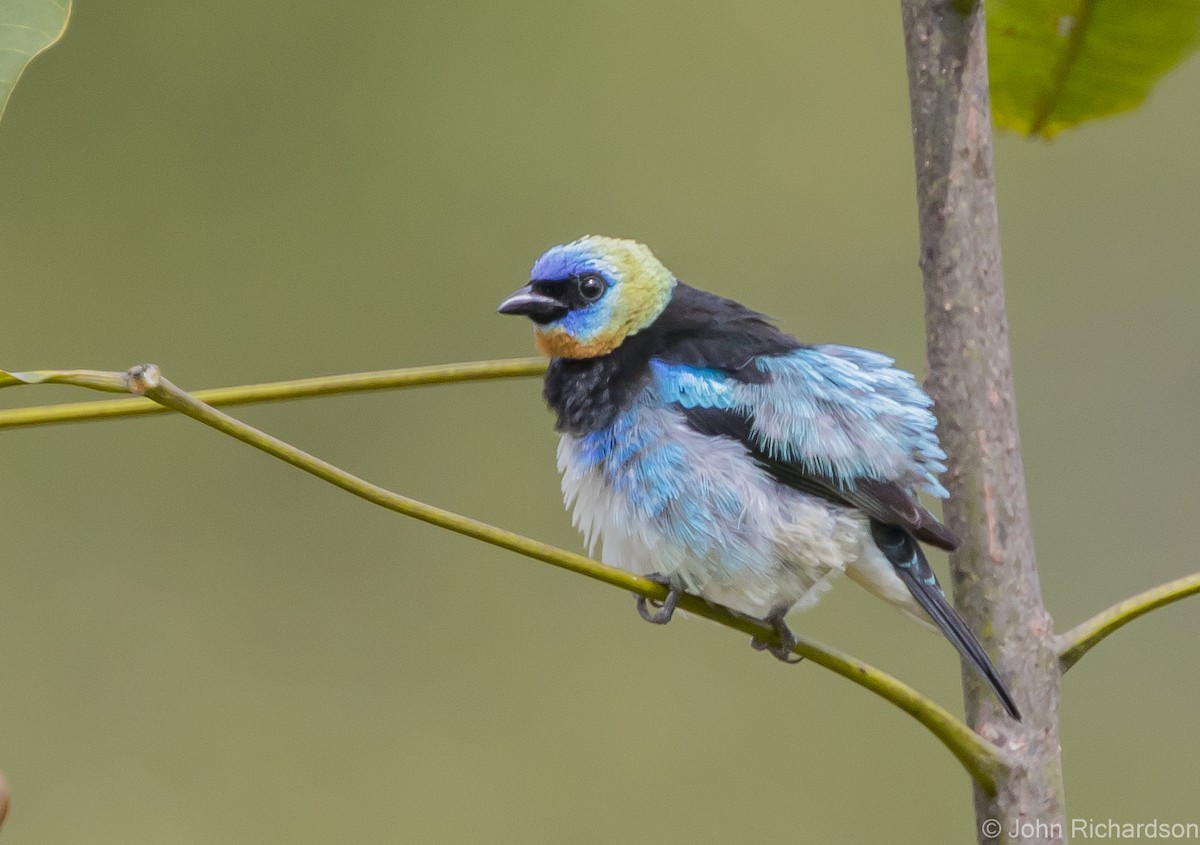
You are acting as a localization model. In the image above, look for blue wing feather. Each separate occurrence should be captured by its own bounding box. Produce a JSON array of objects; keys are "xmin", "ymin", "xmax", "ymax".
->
[{"xmin": 650, "ymin": 346, "xmax": 948, "ymax": 498}]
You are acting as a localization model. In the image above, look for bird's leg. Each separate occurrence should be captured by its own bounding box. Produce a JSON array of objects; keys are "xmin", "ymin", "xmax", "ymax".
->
[
  {"xmin": 750, "ymin": 609, "xmax": 804, "ymax": 664},
  {"xmin": 636, "ymin": 573, "xmax": 682, "ymax": 625}
]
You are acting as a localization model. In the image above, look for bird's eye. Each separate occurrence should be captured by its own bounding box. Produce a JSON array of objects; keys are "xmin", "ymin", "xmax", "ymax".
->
[{"xmin": 577, "ymin": 274, "xmax": 606, "ymax": 302}]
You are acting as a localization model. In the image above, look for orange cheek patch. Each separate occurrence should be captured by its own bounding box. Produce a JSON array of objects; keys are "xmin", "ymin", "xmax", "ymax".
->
[{"xmin": 534, "ymin": 328, "xmax": 620, "ymax": 359}]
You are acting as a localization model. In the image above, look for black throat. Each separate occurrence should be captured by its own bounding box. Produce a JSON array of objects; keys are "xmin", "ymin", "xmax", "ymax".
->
[{"xmin": 542, "ymin": 282, "xmax": 804, "ymax": 435}]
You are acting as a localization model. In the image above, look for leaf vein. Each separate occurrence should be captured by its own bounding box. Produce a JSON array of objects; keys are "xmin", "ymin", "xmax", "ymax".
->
[{"xmin": 1029, "ymin": 0, "xmax": 1096, "ymax": 135}]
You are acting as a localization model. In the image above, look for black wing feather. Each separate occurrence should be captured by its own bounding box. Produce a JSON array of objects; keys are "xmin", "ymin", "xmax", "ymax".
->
[{"xmin": 680, "ymin": 406, "xmax": 960, "ymax": 551}]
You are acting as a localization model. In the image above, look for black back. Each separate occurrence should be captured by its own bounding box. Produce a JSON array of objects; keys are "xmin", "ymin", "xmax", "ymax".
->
[{"xmin": 543, "ymin": 283, "xmax": 803, "ymax": 435}]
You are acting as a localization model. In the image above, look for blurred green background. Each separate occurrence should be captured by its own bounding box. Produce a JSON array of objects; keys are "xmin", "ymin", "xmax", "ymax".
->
[{"xmin": 1, "ymin": 2, "xmax": 1197, "ymax": 842}]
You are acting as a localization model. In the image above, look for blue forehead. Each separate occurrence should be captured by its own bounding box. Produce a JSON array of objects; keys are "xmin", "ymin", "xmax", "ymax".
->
[{"xmin": 530, "ymin": 242, "xmax": 606, "ymax": 282}]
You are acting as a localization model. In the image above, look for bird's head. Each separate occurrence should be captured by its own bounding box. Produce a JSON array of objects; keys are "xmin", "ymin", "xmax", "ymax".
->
[{"xmin": 497, "ymin": 235, "xmax": 676, "ymax": 359}]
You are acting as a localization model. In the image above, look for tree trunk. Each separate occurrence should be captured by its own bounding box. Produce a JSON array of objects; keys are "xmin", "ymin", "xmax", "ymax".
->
[{"xmin": 900, "ymin": 2, "xmax": 1067, "ymax": 842}]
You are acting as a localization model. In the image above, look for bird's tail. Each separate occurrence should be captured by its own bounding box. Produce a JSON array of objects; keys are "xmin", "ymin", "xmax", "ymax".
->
[{"xmin": 870, "ymin": 521, "xmax": 1022, "ymax": 721}]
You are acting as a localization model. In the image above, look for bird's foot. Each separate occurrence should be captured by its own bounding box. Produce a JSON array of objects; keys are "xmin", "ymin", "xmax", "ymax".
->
[
  {"xmin": 750, "ymin": 610, "xmax": 803, "ymax": 664},
  {"xmin": 636, "ymin": 573, "xmax": 681, "ymax": 625}
]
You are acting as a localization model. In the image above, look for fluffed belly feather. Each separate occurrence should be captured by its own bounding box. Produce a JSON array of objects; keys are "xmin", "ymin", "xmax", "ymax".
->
[{"xmin": 556, "ymin": 405, "xmax": 918, "ymax": 621}]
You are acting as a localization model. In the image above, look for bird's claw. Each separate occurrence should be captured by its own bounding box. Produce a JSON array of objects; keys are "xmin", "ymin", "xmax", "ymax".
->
[
  {"xmin": 751, "ymin": 612, "xmax": 804, "ymax": 663},
  {"xmin": 636, "ymin": 573, "xmax": 681, "ymax": 624}
]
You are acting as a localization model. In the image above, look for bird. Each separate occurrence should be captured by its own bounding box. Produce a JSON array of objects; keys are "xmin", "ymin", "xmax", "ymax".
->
[{"xmin": 497, "ymin": 235, "xmax": 1020, "ymax": 720}]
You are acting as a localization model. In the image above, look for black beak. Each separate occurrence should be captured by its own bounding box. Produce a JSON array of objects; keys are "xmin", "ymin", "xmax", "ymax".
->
[{"xmin": 497, "ymin": 283, "xmax": 569, "ymax": 322}]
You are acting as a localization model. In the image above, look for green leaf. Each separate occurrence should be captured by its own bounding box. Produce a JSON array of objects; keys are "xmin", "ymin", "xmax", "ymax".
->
[
  {"xmin": 0, "ymin": 0, "xmax": 70, "ymax": 124},
  {"xmin": 988, "ymin": 0, "xmax": 1200, "ymax": 138}
]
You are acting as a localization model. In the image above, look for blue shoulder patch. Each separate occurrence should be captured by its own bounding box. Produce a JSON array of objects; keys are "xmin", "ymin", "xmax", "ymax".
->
[{"xmin": 649, "ymin": 360, "xmax": 739, "ymax": 410}]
